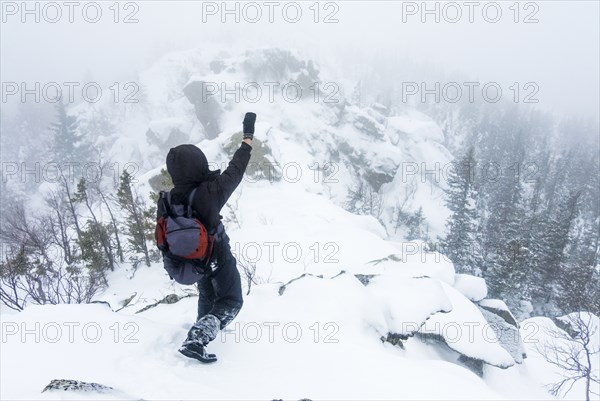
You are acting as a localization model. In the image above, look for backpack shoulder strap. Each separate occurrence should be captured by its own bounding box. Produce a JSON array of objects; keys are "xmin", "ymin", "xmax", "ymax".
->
[
  {"xmin": 158, "ymin": 190, "xmax": 173, "ymax": 217},
  {"xmin": 186, "ymin": 188, "xmax": 198, "ymax": 218}
]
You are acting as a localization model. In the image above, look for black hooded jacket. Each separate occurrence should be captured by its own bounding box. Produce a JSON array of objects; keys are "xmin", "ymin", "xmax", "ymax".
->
[{"xmin": 162, "ymin": 142, "xmax": 252, "ymax": 231}]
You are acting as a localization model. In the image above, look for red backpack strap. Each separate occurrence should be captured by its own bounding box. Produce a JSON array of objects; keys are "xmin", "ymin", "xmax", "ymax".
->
[{"xmin": 156, "ymin": 191, "xmax": 171, "ymax": 251}]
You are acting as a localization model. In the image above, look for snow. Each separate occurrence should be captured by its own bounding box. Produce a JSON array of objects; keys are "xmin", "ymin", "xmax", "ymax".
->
[
  {"xmin": 387, "ymin": 110, "xmax": 445, "ymax": 142},
  {"xmin": 556, "ymin": 311, "xmax": 600, "ymax": 335},
  {"xmin": 454, "ymin": 274, "xmax": 488, "ymax": 302},
  {"xmin": 147, "ymin": 117, "xmax": 192, "ymax": 138},
  {"xmin": 479, "ymin": 299, "xmax": 519, "ymax": 327},
  {"xmin": 366, "ymin": 242, "xmax": 456, "ymax": 285},
  {"xmin": 420, "ymin": 282, "xmax": 516, "ymax": 368},
  {"xmin": 479, "ymin": 299, "xmax": 511, "ymax": 312},
  {"xmin": 1, "ymin": 265, "xmax": 566, "ymax": 400},
  {"xmin": 222, "ymin": 181, "xmax": 398, "ymax": 282},
  {"xmin": 0, "ymin": 276, "xmax": 502, "ymax": 401},
  {"xmin": 367, "ymin": 274, "xmax": 452, "ymax": 336},
  {"xmin": 519, "ymin": 316, "xmax": 600, "ymax": 400}
]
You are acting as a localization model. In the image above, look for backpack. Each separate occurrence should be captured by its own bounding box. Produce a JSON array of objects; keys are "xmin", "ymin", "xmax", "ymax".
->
[{"xmin": 156, "ymin": 188, "xmax": 217, "ymax": 284}]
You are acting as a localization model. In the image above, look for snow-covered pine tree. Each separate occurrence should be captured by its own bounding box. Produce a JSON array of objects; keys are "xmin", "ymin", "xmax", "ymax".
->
[
  {"xmin": 530, "ymin": 190, "xmax": 582, "ymax": 314},
  {"xmin": 116, "ymin": 170, "xmax": 154, "ymax": 267},
  {"xmin": 73, "ymin": 177, "xmax": 115, "ymax": 273},
  {"xmin": 483, "ymin": 153, "xmax": 531, "ymax": 309},
  {"xmin": 557, "ymin": 219, "xmax": 600, "ymax": 315},
  {"xmin": 406, "ymin": 207, "xmax": 427, "ymax": 241},
  {"xmin": 49, "ymin": 100, "xmax": 91, "ymax": 168},
  {"xmin": 441, "ymin": 147, "xmax": 482, "ymax": 275},
  {"xmin": 467, "ymin": 114, "xmax": 540, "ymax": 310}
]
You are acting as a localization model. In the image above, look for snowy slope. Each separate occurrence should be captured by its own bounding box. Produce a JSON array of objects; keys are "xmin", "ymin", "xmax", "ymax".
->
[
  {"xmin": 1, "ymin": 267, "xmax": 552, "ymax": 401},
  {"xmin": 0, "ymin": 177, "xmax": 558, "ymax": 400}
]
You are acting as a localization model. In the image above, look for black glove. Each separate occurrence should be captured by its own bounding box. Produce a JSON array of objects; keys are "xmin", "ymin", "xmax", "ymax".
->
[{"xmin": 242, "ymin": 112, "xmax": 256, "ymax": 139}]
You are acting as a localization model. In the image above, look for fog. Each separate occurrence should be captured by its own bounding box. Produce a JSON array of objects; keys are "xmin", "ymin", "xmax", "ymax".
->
[{"xmin": 1, "ymin": 1, "xmax": 599, "ymax": 118}]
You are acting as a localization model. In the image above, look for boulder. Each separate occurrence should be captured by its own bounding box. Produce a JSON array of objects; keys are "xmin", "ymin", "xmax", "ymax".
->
[
  {"xmin": 182, "ymin": 80, "xmax": 222, "ymax": 139},
  {"xmin": 479, "ymin": 299, "xmax": 518, "ymax": 327},
  {"xmin": 478, "ymin": 306, "xmax": 526, "ymax": 364},
  {"xmin": 368, "ymin": 274, "xmax": 452, "ymax": 337},
  {"xmin": 420, "ymin": 283, "xmax": 515, "ymax": 369},
  {"xmin": 42, "ymin": 379, "xmax": 113, "ymax": 393},
  {"xmin": 354, "ymin": 274, "xmax": 377, "ymax": 286},
  {"xmin": 453, "ymin": 274, "xmax": 488, "ymax": 302}
]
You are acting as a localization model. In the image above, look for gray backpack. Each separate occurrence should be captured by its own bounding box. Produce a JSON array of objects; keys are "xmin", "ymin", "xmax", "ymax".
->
[{"xmin": 156, "ymin": 188, "xmax": 215, "ymax": 284}]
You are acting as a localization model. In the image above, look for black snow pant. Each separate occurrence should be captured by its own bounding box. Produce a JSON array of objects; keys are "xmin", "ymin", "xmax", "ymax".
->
[{"xmin": 184, "ymin": 232, "xmax": 243, "ymax": 346}]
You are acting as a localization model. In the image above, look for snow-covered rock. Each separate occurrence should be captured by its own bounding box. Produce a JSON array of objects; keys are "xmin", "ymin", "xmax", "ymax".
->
[
  {"xmin": 554, "ymin": 312, "xmax": 600, "ymax": 339},
  {"xmin": 479, "ymin": 307, "xmax": 526, "ymax": 364},
  {"xmin": 479, "ymin": 299, "xmax": 518, "ymax": 327},
  {"xmin": 420, "ymin": 283, "xmax": 516, "ymax": 369},
  {"xmin": 42, "ymin": 379, "xmax": 114, "ymax": 394},
  {"xmin": 453, "ymin": 274, "xmax": 488, "ymax": 302},
  {"xmin": 387, "ymin": 110, "xmax": 445, "ymax": 142},
  {"xmin": 146, "ymin": 118, "xmax": 194, "ymax": 149},
  {"xmin": 367, "ymin": 243, "xmax": 456, "ymax": 286},
  {"xmin": 367, "ymin": 275, "xmax": 452, "ymax": 337},
  {"xmin": 182, "ymin": 80, "xmax": 223, "ymax": 139}
]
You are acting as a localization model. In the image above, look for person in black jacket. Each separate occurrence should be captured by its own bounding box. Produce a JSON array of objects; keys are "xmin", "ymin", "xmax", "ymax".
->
[{"xmin": 163, "ymin": 112, "xmax": 256, "ymax": 363}]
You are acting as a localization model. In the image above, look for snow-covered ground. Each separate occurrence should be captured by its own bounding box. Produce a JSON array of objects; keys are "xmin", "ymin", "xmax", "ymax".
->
[
  {"xmin": 0, "ymin": 180, "xmax": 588, "ymax": 400},
  {"xmin": 0, "ymin": 266, "xmax": 556, "ymax": 401}
]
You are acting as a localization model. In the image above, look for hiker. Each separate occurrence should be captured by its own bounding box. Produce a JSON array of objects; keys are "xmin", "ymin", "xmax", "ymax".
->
[{"xmin": 156, "ymin": 112, "xmax": 256, "ymax": 362}]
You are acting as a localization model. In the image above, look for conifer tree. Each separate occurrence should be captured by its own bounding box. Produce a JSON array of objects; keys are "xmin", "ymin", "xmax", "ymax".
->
[
  {"xmin": 116, "ymin": 170, "xmax": 153, "ymax": 267},
  {"xmin": 50, "ymin": 100, "xmax": 90, "ymax": 166},
  {"xmin": 442, "ymin": 147, "xmax": 482, "ymax": 275},
  {"xmin": 406, "ymin": 207, "xmax": 427, "ymax": 241}
]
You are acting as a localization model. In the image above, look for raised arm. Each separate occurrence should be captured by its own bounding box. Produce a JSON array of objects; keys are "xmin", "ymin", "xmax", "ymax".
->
[{"xmin": 214, "ymin": 113, "xmax": 256, "ymax": 208}]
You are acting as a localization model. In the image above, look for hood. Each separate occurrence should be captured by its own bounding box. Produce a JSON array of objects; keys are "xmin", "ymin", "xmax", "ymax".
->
[{"xmin": 166, "ymin": 144, "xmax": 219, "ymax": 188}]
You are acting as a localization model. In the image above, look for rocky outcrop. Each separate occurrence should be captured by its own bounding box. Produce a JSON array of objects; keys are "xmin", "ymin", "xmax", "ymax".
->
[
  {"xmin": 419, "ymin": 283, "xmax": 515, "ymax": 370},
  {"xmin": 278, "ymin": 273, "xmax": 325, "ymax": 295},
  {"xmin": 42, "ymin": 379, "xmax": 113, "ymax": 393},
  {"xmin": 381, "ymin": 332, "xmax": 406, "ymax": 349},
  {"xmin": 453, "ymin": 274, "xmax": 488, "ymax": 302},
  {"xmin": 242, "ymin": 48, "xmax": 320, "ymax": 92},
  {"xmin": 478, "ymin": 306, "xmax": 526, "ymax": 364},
  {"xmin": 354, "ymin": 274, "xmax": 377, "ymax": 286},
  {"xmin": 136, "ymin": 293, "xmax": 193, "ymax": 313},
  {"xmin": 479, "ymin": 299, "xmax": 519, "ymax": 327},
  {"xmin": 182, "ymin": 80, "xmax": 223, "ymax": 139},
  {"xmin": 146, "ymin": 126, "xmax": 188, "ymax": 149},
  {"xmin": 458, "ymin": 355, "xmax": 484, "ymax": 377}
]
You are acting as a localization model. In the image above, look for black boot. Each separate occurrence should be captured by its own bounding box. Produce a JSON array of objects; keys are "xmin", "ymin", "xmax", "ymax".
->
[{"xmin": 178, "ymin": 341, "xmax": 217, "ymax": 363}]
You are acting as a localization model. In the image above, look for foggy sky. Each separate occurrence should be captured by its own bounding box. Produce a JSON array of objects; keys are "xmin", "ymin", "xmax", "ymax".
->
[{"xmin": 1, "ymin": 1, "xmax": 599, "ymax": 119}]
